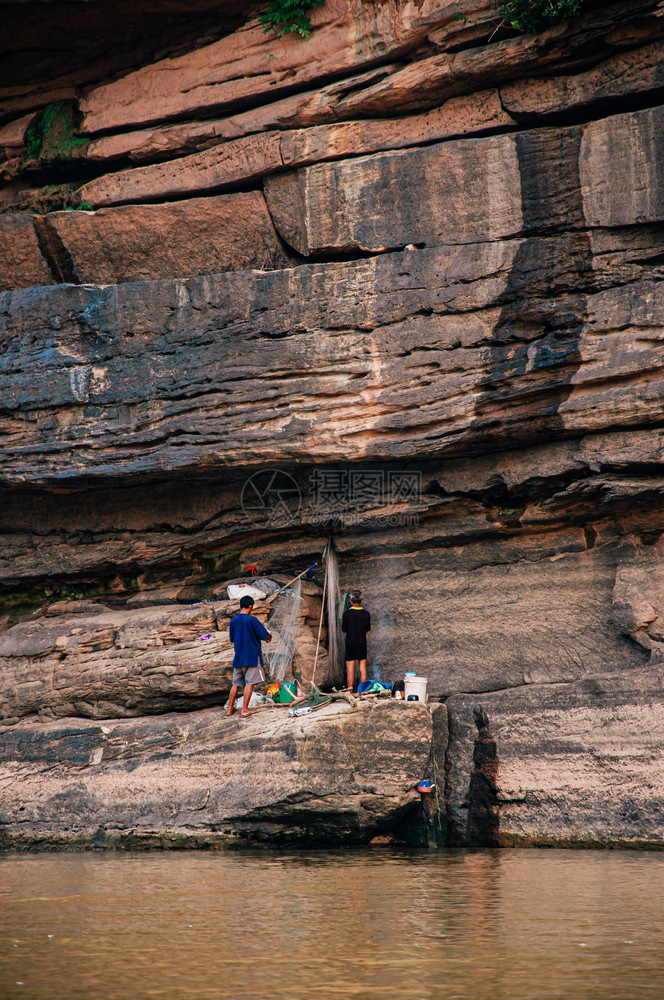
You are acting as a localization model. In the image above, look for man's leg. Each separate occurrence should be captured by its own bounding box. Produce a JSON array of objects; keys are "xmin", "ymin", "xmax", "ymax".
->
[
  {"xmin": 346, "ymin": 660, "xmax": 356, "ymax": 692},
  {"xmin": 226, "ymin": 685, "xmax": 239, "ymax": 716},
  {"xmin": 241, "ymin": 683, "xmax": 255, "ymax": 716},
  {"xmin": 358, "ymin": 659, "xmax": 368, "ymax": 685}
]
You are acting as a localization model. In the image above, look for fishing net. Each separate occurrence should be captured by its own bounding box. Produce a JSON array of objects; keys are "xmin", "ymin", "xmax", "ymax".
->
[
  {"xmin": 288, "ymin": 682, "xmax": 332, "ymax": 716},
  {"xmin": 264, "ymin": 579, "xmax": 301, "ymax": 682},
  {"xmin": 325, "ymin": 539, "xmax": 345, "ymax": 685}
]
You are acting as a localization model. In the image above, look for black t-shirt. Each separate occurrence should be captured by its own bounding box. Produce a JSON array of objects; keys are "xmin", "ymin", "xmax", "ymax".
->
[{"xmin": 342, "ymin": 606, "xmax": 371, "ymax": 646}]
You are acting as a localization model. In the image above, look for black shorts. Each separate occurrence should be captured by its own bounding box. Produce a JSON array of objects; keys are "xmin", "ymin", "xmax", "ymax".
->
[{"xmin": 345, "ymin": 643, "xmax": 367, "ymax": 661}]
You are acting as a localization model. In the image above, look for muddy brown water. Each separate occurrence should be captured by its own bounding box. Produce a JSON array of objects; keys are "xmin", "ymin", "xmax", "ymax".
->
[{"xmin": 1, "ymin": 848, "xmax": 663, "ymax": 999}]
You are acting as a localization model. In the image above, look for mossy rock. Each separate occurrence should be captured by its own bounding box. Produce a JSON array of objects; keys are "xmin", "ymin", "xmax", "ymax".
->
[
  {"xmin": 23, "ymin": 100, "xmax": 89, "ymax": 167},
  {"xmin": 0, "ymin": 182, "xmax": 78, "ymax": 215}
]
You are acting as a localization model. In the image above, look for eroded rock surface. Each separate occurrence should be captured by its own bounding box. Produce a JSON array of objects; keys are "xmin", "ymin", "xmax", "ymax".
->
[
  {"xmin": 76, "ymin": 1, "xmax": 488, "ymax": 135},
  {"xmin": 2, "ymin": 0, "xmax": 664, "ymax": 850},
  {"xmin": 0, "ymin": 215, "xmax": 52, "ymax": 291},
  {"xmin": 1, "ymin": 193, "xmax": 290, "ymax": 289},
  {"xmin": 500, "ymin": 39, "xmax": 664, "ymax": 121},
  {"xmin": 2, "ymin": 226, "xmax": 664, "ymax": 482},
  {"xmin": 611, "ymin": 538, "xmax": 664, "ymax": 659},
  {"xmin": 74, "ymin": 0, "xmax": 663, "ymax": 136},
  {"xmin": 264, "ymin": 107, "xmax": 664, "ymax": 255},
  {"xmin": 49, "ymin": 193, "xmax": 290, "ymax": 284},
  {"xmin": 0, "ymin": 701, "xmax": 433, "ymax": 848},
  {"xmin": 76, "ymin": 92, "xmax": 515, "ymax": 209},
  {"xmin": 0, "ymin": 603, "xmax": 228, "ymax": 722},
  {"xmin": 0, "ymin": 585, "xmax": 327, "ymax": 721},
  {"xmin": 445, "ymin": 669, "xmax": 664, "ymax": 848}
]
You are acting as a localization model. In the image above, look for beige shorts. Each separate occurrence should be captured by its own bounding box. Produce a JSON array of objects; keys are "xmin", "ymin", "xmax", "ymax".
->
[{"xmin": 232, "ymin": 665, "xmax": 266, "ymax": 688}]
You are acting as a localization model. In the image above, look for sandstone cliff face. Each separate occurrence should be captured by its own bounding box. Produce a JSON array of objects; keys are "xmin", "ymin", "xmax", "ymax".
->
[
  {"xmin": 0, "ymin": 586, "xmax": 328, "ymax": 723},
  {"xmin": 2, "ymin": 0, "xmax": 664, "ymax": 848},
  {"xmin": 446, "ymin": 670, "xmax": 664, "ymax": 848},
  {"xmin": 0, "ymin": 702, "xmax": 434, "ymax": 848}
]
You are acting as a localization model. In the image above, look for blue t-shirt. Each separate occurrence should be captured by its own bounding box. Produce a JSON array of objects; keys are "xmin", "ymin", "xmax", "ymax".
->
[{"xmin": 229, "ymin": 613, "xmax": 271, "ymax": 669}]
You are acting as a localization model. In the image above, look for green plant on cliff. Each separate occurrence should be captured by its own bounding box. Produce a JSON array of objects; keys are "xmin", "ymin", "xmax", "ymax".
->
[
  {"xmin": 259, "ymin": 0, "xmax": 325, "ymax": 38},
  {"xmin": 498, "ymin": 0, "xmax": 586, "ymax": 33},
  {"xmin": 63, "ymin": 201, "xmax": 95, "ymax": 212},
  {"xmin": 24, "ymin": 100, "xmax": 89, "ymax": 164},
  {"xmin": 0, "ymin": 183, "xmax": 79, "ymax": 216},
  {"xmin": 24, "ymin": 119, "xmax": 44, "ymax": 161}
]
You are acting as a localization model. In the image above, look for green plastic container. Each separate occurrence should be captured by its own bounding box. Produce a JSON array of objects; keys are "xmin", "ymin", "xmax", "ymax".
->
[{"xmin": 274, "ymin": 681, "xmax": 297, "ymax": 704}]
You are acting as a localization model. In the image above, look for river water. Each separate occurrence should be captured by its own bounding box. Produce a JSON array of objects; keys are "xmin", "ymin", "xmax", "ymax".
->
[{"xmin": 1, "ymin": 848, "xmax": 663, "ymax": 999}]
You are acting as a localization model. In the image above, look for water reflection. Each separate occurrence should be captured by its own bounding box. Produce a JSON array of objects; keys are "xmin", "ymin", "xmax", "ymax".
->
[{"xmin": 1, "ymin": 849, "xmax": 663, "ymax": 999}]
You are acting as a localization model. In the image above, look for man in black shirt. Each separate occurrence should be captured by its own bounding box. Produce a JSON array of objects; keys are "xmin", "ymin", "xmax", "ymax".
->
[{"xmin": 341, "ymin": 589, "xmax": 371, "ymax": 692}]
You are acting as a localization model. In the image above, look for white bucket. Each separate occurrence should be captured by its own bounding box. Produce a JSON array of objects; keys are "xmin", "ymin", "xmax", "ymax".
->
[{"xmin": 404, "ymin": 675, "xmax": 428, "ymax": 703}]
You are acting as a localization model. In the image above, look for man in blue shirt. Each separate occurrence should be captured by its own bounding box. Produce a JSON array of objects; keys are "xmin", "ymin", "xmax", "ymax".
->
[{"xmin": 227, "ymin": 595, "xmax": 272, "ymax": 717}]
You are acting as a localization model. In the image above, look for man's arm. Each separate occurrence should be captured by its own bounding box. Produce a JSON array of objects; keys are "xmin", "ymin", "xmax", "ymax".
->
[
  {"xmin": 366, "ymin": 611, "xmax": 371, "ymax": 632},
  {"xmin": 254, "ymin": 618, "xmax": 272, "ymax": 642}
]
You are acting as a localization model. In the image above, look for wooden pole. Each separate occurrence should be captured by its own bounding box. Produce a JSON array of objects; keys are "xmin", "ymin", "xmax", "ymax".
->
[
  {"xmin": 265, "ymin": 562, "xmax": 317, "ymax": 605},
  {"xmin": 312, "ymin": 539, "xmax": 331, "ymax": 687}
]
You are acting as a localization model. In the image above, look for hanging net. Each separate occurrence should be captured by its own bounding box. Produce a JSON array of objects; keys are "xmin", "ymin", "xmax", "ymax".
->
[
  {"xmin": 325, "ymin": 539, "xmax": 345, "ymax": 686},
  {"xmin": 264, "ymin": 579, "xmax": 301, "ymax": 682}
]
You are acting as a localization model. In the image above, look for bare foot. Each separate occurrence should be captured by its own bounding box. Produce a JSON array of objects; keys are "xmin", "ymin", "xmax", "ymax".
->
[{"xmin": 240, "ymin": 709, "xmax": 256, "ymax": 718}]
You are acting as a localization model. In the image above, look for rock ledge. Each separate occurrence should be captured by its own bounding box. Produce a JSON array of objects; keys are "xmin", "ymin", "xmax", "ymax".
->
[{"xmin": 0, "ymin": 701, "xmax": 436, "ymax": 849}]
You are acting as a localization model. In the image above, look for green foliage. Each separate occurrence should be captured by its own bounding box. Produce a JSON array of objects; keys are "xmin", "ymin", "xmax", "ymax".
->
[
  {"xmin": 0, "ymin": 183, "xmax": 78, "ymax": 216},
  {"xmin": 259, "ymin": 0, "xmax": 326, "ymax": 38},
  {"xmin": 24, "ymin": 119, "xmax": 43, "ymax": 160},
  {"xmin": 498, "ymin": 0, "xmax": 586, "ymax": 33},
  {"xmin": 497, "ymin": 505, "xmax": 526, "ymax": 526},
  {"xmin": 23, "ymin": 100, "xmax": 89, "ymax": 163}
]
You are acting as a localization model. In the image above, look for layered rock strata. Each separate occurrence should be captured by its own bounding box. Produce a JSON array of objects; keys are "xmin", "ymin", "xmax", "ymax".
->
[
  {"xmin": 445, "ymin": 669, "xmax": 664, "ymax": 848},
  {"xmin": 3, "ymin": 218, "xmax": 664, "ymax": 481},
  {"xmin": 0, "ymin": 191, "xmax": 289, "ymax": 289},
  {"xmin": 0, "ymin": 701, "xmax": 434, "ymax": 848},
  {"xmin": 73, "ymin": 0, "xmax": 664, "ymax": 136},
  {"xmin": 2, "ymin": 0, "xmax": 664, "ymax": 849},
  {"xmin": 264, "ymin": 107, "xmax": 664, "ymax": 253},
  {"xmin": 0, "ymin": 584, "xmax": 329, "ymax": 722}
]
